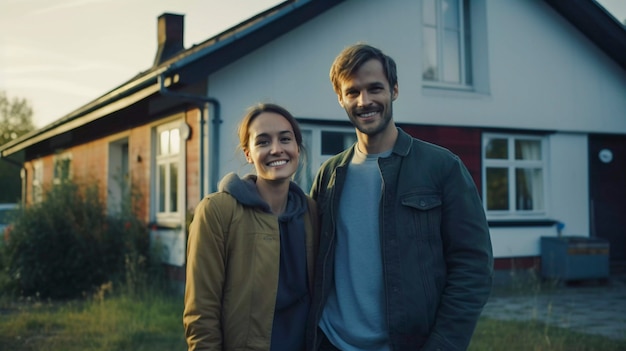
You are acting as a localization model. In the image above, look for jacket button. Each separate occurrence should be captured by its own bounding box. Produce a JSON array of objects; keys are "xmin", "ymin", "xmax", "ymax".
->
[{"xmin": 420, "ymin": 200, "xmax": 426, "ymax": 207}]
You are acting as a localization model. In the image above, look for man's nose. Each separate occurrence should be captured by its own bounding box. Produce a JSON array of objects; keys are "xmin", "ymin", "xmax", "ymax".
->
[{"xmin": 357, "ymin": 91, "xmax": 371, "ymax": 106}]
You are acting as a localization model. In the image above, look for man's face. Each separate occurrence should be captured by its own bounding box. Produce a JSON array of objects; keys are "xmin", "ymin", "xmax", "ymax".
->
[{"xmin": 337, "ymin": 59, "xmax": 398, "ymax": 137}]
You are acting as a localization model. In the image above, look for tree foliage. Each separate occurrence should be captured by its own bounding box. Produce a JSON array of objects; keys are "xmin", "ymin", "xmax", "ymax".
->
[
  {"xmin": 0, "ymin": 90, "xmax": 35, "ymax": 146},
  {"xmin": 0, "ymin": 91, "xmax": 36, "ymax": 203}
]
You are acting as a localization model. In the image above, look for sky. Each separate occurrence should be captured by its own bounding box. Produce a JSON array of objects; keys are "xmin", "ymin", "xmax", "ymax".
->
[{"xmin": 1, "ymin": 0, "xmax": 625, "ymax": 128}]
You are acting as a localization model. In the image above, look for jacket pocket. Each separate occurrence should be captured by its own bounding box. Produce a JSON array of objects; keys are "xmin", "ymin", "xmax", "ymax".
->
[{"xmin": 400, "ymin": 193, "xmax": 442, "ymax": 241}]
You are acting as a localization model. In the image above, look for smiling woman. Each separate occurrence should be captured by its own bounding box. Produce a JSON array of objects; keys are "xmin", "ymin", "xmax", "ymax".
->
[{"xmin": 183, "ymin": 103, "xmax": 319, "ymax": 351}]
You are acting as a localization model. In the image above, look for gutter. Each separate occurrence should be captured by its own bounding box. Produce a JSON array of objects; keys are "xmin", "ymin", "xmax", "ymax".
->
[{"xmin": 158, "ymin": 73, "xmax": 222, "ymax": 199}]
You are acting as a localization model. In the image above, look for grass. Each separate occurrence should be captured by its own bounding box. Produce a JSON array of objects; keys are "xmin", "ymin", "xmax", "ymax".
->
[
  {"xmin": 0, "ymin": 271, "xmax": 625, "ymax": 351},
  {"xmin": 470, "ymin": 317, "xmax": 626, "ymax": 351},
  {"xmin": 0, "ymin": 291, "xmax": 186, "ymax": 351}
]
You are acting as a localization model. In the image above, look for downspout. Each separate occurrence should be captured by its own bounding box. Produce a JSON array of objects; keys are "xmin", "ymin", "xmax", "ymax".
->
[{"xmin": 158, "ymin": 73, "xmax": 222, "ymax": 201}]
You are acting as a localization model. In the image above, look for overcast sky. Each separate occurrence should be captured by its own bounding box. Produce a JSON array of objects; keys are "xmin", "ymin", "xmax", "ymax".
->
[{"xmin": 0, "ymin": 0, "xmax": 624, "ymax": 128}]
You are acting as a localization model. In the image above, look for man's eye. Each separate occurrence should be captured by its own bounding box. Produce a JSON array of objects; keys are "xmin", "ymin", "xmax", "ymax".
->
[{"xmin": 256, "ymin": 140, "xmax": 269, "ymax": 146}]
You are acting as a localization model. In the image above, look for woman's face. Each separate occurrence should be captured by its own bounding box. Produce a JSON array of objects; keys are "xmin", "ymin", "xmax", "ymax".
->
[{"xmin": 244, "ymin": 112, "xmax": 300, "ymax": 182}]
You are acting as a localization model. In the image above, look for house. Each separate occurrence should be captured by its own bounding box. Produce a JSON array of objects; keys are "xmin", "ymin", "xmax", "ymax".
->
[{"xmin": 1, "ymin": 0, "xmax": 625, "ymax": 281}]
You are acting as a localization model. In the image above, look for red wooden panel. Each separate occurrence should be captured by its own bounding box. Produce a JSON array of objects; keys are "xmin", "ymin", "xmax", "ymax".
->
[{"xmin": 401, "ymin": 125, "xmax": 482, "ymax": 193}]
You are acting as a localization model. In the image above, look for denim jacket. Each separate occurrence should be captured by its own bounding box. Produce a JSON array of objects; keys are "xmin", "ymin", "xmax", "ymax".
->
[{"xmin": 307, "ymin": 128, "xmax": 493, "ymax": 351}]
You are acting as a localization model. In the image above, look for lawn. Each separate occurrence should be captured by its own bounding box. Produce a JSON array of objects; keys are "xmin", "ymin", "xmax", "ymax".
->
[{"xmin": 1, "ymin": 286, "xmax": 625, "ymax": 351}]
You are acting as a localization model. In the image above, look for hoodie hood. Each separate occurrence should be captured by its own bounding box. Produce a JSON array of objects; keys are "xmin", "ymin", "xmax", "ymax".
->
[{"xmin": 217, "ymin": 172, "xmax": 307, "ymax": 220}]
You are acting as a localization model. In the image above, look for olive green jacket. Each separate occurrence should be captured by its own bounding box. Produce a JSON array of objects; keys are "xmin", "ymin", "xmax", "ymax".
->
[{"xmin": 184, "ymin": 191, "xmax": 318, "ymax": 351}]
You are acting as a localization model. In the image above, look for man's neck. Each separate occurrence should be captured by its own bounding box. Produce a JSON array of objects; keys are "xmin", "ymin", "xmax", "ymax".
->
[{"xmin": 357, "ymin": 123, "xmax": 398, "ymax": 155}]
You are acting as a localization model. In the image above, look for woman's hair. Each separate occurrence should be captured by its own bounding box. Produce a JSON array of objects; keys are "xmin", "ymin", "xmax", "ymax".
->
[
  {"xmin": 237, "ymin": 103, "xmax": 303, "ymax": 152},
  {"xmin": 329, "ymin": 43, "xmax": 398, "ymax": 95}
]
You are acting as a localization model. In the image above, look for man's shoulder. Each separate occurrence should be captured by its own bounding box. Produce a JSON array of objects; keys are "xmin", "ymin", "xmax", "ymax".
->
[
  {"xmin": 319, "ymin": 147, "xmax": 353, "ymax": 171},
  {"xmin": 409, "ymin": 137, "xmax": 458, "ymax": 160}
]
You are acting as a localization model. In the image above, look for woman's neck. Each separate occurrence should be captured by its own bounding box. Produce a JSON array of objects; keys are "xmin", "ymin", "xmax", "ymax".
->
[{"xmin": 255, "ymin": 178, "xmax": 290, "ymax": 215}]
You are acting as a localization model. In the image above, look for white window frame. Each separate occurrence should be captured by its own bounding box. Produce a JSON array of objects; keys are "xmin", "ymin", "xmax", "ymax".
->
[
  {"xmin": 482, "ymin": 133, "xmax": 548, "ymax": 219},
  {"xmin": 422, "ymin": 0, "xmax": 472, "ymax": 89},
  {"xmin": 53, "ymin": 152, "xmax": 72, "ymax": 185},
  {"xmin": 153, "ymin": 120, "xmax": 184, "ymax": 225},
  {"xmin": 297, "ymin": 124, "xmax": 356, "ymax": 193},
  {"xmin": 32, "ymin": 160, "xmax": 43, "ymax": 203}
]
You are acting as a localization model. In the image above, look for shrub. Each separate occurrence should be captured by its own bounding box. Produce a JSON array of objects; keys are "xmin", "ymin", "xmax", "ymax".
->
[{"xmin": 0, "ymin": 180, "xmax": 160, "ymax": 299}]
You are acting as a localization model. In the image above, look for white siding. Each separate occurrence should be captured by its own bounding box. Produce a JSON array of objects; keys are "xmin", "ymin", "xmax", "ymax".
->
[{"xmin": 196, "ymin": 0, "xmax": 625, "ymax": 258}]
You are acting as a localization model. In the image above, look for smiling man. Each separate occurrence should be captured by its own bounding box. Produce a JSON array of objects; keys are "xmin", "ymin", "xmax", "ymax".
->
[{"xmin": 307, "ymin": 43, "xmax": 494, "ymax": 351}]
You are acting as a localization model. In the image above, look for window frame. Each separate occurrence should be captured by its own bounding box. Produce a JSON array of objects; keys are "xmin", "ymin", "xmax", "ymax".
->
[
  {"xmin": 482, "ymin": 133, "xmax": 549, "ymax": 219},
  {"xmin": 153, "ymin": 120, "xmax": 185, "ymax": 225},
  {"xmin": 421, "ymin": 0, "xmax": 472, "ymax": 89},
  {"xmin": 32, "ymin": 160, "xmax": 43, "ymax": 204},
  {"xmin": 297, "ymin": 123, "xmax": 356, "ymax": 193},
  {"xmin": 52, "ymin": 152, "xmax": 72, "ymax": 185}
]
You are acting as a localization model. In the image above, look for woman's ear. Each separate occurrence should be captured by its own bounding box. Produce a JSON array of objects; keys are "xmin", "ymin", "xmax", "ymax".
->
[{"xmin": 244, "ymin": 149, "xmax": 252, "ymax": 164}]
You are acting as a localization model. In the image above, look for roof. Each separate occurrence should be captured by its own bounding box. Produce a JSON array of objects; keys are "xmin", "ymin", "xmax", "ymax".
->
[
  {"xmin": 544, "ymin": 0, "xmax": 626, "ymax": 71},
  {"xmin": 1, "ymin": 0, "xmax": 624, "ymax": 159}
]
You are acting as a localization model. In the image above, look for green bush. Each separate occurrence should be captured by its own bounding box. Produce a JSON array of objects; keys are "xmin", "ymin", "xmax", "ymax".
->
[{"xmin": 0, "ymin": 180, "xmax": 160, "ymax": 299}]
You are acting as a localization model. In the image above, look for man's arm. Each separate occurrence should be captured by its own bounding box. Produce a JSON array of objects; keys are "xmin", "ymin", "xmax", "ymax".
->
[{"xmin": 423, "ymin": 157, "xmax": 494, "ymax": 351}]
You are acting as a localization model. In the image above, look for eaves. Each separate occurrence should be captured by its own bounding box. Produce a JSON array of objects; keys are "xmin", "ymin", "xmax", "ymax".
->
[{"xmin": 0, "ymin": 0, "xmax": 344, "ymax": 159}]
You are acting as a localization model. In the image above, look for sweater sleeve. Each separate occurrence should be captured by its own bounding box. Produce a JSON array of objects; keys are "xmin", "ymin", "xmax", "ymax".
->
[{"xmin": 183, "ymin": 195, "xmax": 231, "ymax": 351}]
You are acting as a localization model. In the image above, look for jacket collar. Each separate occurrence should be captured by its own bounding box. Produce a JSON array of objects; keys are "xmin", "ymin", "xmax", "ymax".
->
[
  {"xmin": 392, "ymin": 127, "xmax": 412, "ymax": 157},
  {"xmin": 337, "ymin": 127, "xmax": 412, "ymax": 167}
]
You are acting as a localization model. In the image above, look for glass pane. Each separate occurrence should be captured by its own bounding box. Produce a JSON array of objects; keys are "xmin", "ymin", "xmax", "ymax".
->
[
  {"xmin": 170, "ymin": 162, "xmax": 178, "ymax": 212},
  {"xmin": 321, "ymin": 131, "xmax": 357, "ymax": 155},
  {"xmin": 159, "ymin": 130, "xmax": 169, "ymax": 156},
  {"xmin": 423, "ymin": 0, "xmax": 436, "ymax": 25},
  {"xmin": 485, "ymin": 138, "xmax": 508, "ymax": 159},
  {"xmin": 422, "ymin": 27, "xmax": 438, "ymax": 81},
  {"xmin": 443, "ymin": 29, "xmax": 460, "ymax": 83},
  {"xmin": 515, "ymin": 139, "xmax": 541, "ymax": 160},
  {"xmin": 516, "ymin": 168, "xmax": 543, "ymax": 211},
  {"xmin": 170, "ymin": 128, "xmax": 180, "ymax": 155},
  {"xmin": 486, "ymin": 167, "xmax": 508, "ymax": 210},
  {"xmin": 443, "ymin": 0, "xmax": 459, "ymax": 30},
  {"xmin": 295, "ymin": 130, "xmax": 313, "ymax": 192},
  {"xmin": 158, "ymin": 164, "xmax": 166, "ymax": 212}
]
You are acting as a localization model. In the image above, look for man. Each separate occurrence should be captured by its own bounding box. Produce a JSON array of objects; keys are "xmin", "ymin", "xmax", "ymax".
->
[{"xmin": 307, "ymin": 43, "xmax": 493, "ymax": 351}]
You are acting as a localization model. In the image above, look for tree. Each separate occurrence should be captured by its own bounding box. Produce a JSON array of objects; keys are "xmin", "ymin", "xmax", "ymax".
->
[{"xmin": 0, "ymin": 91, "xmax": 35, "ymax": 203}]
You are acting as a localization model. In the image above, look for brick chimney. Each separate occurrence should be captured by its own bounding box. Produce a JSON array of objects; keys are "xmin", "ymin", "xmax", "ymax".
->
[{"xmin": 153, "ymin": 13, "xmax": 184, "ymax": 66}]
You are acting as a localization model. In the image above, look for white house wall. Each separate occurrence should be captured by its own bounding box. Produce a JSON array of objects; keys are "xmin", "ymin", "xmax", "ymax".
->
[
  {"xmin": 208, "ymin": 0, "xmax": 626, "ymax": 134},
  {"xmin": 547, "ymin": 133, "xmax": 589, "ymax": 237},
  {"xmin": 200, "ymin": 0, "xmax": 623, "ymax": 258}
]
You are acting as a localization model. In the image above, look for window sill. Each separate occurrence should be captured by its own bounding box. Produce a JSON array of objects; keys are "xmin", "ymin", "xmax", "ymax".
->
[
  {"xmin": 422, "ymin": 84, "xmax": 490, "ymax": 99},
  {"xmin": 488, "ymin": 219, "xmax": 559, "ymax": 227}
]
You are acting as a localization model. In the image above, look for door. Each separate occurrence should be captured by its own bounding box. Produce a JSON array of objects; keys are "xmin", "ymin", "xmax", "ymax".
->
[{"xmin": 589, "ymin": 134, "xmax": 626, "ymax": 263}]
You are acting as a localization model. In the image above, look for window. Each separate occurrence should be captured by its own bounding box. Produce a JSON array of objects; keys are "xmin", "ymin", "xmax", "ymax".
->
[
  {"xmin": 422, "ymin": 0, "xmax": 472, "ymax": 87},
  {"xmin": 53, "ymin": 153, "xmax": 72, "ymax": 185},
  {"xmin": 32, "ymin": 161, "xmax": 43, "ymax": 203},
  {"xmin": 155, "ymin": 122, "xmax": 181, "ymax": 222},
  {"xmin": 296, "ymin": 124, "xmax": 356, "ymax": 193},
  {"xmin": 483, "ymin": 134, "xmax": 546, "ymax": 216}
]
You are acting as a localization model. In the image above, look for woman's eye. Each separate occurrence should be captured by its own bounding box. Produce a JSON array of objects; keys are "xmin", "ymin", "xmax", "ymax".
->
[{"xmin": 281, "ymin": 137, "xmax": 292, "ymax": 143}]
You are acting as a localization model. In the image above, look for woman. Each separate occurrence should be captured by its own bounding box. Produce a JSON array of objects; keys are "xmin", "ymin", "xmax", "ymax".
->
[{"xmin": 183, "ymin": 103, "xmax": 318, "ymax": 351}]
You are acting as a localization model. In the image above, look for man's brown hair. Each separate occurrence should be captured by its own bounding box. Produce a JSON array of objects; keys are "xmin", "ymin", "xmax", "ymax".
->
[{"xmin": 329, "ymin": 43, "xmax": 398, "ymax": 95}]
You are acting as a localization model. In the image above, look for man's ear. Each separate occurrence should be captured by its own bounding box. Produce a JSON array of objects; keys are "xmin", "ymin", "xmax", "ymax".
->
[
  {"xmin": 337, "ymin": 94, "xmax": 344, "ymax": 107},
  {"xmin": 244, "ymin": 150, "xmax": 252, "ymax": 163},
  {"xmin": 392, "ymin": 84, "xmax": 399, "ymax": 101}
]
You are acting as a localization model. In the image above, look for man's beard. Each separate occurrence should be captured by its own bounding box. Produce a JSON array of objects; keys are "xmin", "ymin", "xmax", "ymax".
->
[{"xmin": 346, "ymin": 104, "xmax": 393, "ymax": 137}]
